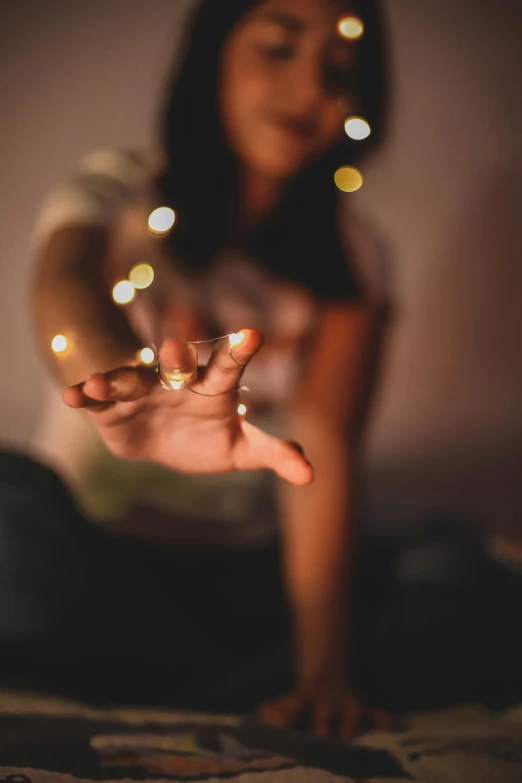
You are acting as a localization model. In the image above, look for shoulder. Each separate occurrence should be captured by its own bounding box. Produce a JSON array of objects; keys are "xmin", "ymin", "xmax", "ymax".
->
[
  {"xmin": 33, "ymin": 148, "xmax": 153, "ymax": 249},
  {"xmin": 336, "ymin": 200, "xmax": 392, "ymax": 305}
]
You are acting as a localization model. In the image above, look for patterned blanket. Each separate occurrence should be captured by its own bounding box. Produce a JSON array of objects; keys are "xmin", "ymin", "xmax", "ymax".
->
[{"xmin": 0, "ymin": 689, "xmax": 521, "ymax": 782}]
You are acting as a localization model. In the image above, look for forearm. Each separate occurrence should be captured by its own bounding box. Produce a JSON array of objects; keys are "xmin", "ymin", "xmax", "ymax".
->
[
  {"xmin": 32, "ymin": 226, "xmax": 142, "ymax": 387},
  {"xmin": 280, "ymin": 416, "xmax": 357, "ymax": 685}
]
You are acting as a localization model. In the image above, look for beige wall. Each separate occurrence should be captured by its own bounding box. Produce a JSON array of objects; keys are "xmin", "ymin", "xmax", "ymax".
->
[{"xmin": 0, "ymin": 0, "xmax": 521, "ymax": 532}]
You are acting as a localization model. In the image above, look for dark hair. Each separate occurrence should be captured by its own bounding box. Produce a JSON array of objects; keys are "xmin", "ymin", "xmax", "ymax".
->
[{"xmin": 157, "ymin": 0, "xmax": 388, "ymax": 297}]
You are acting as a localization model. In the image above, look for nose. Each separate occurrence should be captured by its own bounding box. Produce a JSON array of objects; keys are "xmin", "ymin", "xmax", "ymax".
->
[{"xmin": 284, "ymin": 56, "xmax": 325, "ymax": 116}]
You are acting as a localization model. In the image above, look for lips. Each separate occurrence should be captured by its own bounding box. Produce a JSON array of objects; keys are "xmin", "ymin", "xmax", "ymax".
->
[{"xmin": 270, "ymin": 114, "xmax": 316, "ymax": 141}]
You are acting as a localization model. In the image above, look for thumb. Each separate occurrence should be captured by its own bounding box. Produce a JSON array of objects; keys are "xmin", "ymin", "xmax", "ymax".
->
[
  {"xmin": 237, "ymin": 422, "xmax": 314, "ymax": 486},
  {"xmin": 273, "ymin": 438, "xmax": 314, "ymax": 486}
]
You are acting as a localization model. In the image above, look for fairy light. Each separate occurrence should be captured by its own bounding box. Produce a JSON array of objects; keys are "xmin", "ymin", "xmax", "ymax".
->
[
  {"xmin": 138, "ymin": 347, "xmax": 155, "ymax": 365},
  {"xmin": 112, "ymin": 280, "xmax": 136, "ymax": 305},
  {"xmin": 51, "ymin": 334, "xmax": 68, "ymax": 354},
  {"xmin": 168, "ymin": 371, "xmax": 192, "ymax": 383},
  {"xmin": 229, "ymin": 332, "xmax": 245, "ymax": 348},
  {"xmin": 344, "ymin": 116, "xmax": 371, "ymax": 140},
  {"xmin": 160, "ymin": 368, "xmax": 193, "ymax": 391},
  {"xmin": 237, "ymin": 403, "xmax": 247, "ymax": 416},
  {"xmin": 129, "ymin": 263, "xmax": 154, "ymax": 290},
  {"xmin": 338, "ymin": 16, "xmax": 364, "ymax": 40},
  {"xmin": 148, "ymin": 207, "xmax": 175, "ymax": 235},
  {"xmin": 334, "ymin": 166, "xmax": 364, "ymax": 192}
]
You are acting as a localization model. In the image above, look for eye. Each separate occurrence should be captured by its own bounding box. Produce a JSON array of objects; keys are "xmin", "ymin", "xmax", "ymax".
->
[{"xmin": 261, "ymin": 42, "xmax": 295, "ymax": 60}]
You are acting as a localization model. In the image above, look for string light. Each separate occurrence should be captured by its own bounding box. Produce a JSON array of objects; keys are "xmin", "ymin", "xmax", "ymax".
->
[
  {"xmin": 229, "ymin": 332, "xmax": 245, "ymax": 348},
  {"xmin": 237, "ymin": 403, "xmax": 247, "ymax": 416},
  {"xmin": 338, "ymin": 16, "xmax": 364, "ymax": 40},
  {"xmin": 168, "ymin": 370, "xmax": 193, "ymax": 383},
  {"xmin": 129, "ymin": 263, "xmax": 154, "ymax": 290},
  {"xmin": 51, "ymin": 334, "xmax": 68, "ymax": 354},
  {"xmin": 344, "ymin": 116, "xmax": 371, "ymax": 140},
  {"xmin": 138, "ymin": 347, "xmax": 155, "ymax": 365},
  {"xmin": 159, "ymin": 369, "xmax": 189, "ymax": 391},
  {"xmin": 334, "ymin": 166, "xmax": 363, "ymax": 192},
  {"xmin": 157, "ymin": 333, "xmax": 253, "ymax": 397},
  {"xmin": 148, "ymin": 206, "xmax": 175, "ymax": 235},
  {"xmin": 112, "ymin": 280, "xmax": 136, "ymax": 305}
]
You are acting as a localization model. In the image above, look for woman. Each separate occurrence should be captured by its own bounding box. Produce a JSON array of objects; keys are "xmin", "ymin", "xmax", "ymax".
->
[{"xmin": 27, "ymin": 0, "xmax": 388, "ymax": 735}]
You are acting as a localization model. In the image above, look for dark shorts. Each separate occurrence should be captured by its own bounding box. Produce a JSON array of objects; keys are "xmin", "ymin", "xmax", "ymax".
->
[{"xmin": 0, "ymin": 451, "xmax": 521, "ymax": 713}]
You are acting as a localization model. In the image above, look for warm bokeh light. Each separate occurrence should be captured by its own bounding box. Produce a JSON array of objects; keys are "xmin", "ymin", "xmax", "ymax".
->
[
  {"xmin": 229, "ymin": 332, "xmax": 245, "ymax": 348},
  {"xmin": 138, "ymin": 347, "xmax": 156, "ymax": 365},
  {"xmin": 112, "ymin": 280, "xmax": 136, "ymax": 305},
  {"xmin": 338, "ymin": 16, "xmax": 364, "ymax": 39},
  {"xmin": 51, "ymin": 334, "xmax": 68, "ymax": 354},
  {"xmin": 129, "ymin": 263, "xmax": 154, "ymax": 290},
  {"xmin": 334, "ymin": 166, "xmax": 364, "ymax": 192},
  {"xmin": 162, "ymin": 374, "xmax": 186, "ymax": 391},
  {"xmin": 170, "ymin": 371, "xmax": 191, "ymax": 382},
  {"xmin": 344, "ymin": 116, "xmax": 371, "ymax": 140},
  {"xmin": 161, "ymin": 368, "xmax": 193, "ymax": 390},
  {"xmin": 237, "ymin": 403, "xmax": 247, "ymax": 416},
  {"xmin": 148, "ymin": 207, "xmax": 175, "ymax": 234}
]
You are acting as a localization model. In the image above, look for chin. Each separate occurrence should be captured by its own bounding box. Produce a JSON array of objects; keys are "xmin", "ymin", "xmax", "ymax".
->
[{"xmin": 253, "ymin": 152, "xmax": 307, "ymax": 182}]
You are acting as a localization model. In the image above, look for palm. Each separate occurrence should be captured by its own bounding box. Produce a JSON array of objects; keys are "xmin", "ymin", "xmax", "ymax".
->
[{"xmin": 63, "ymin": 330, "xmax": 312, "ymax": 486}]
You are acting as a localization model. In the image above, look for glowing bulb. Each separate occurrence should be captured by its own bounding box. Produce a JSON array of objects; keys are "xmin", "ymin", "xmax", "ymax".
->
[
  {"xmin": 161, "ymin": 368, "xmax": 193, "ymax": 391},
  {"xmin": 334, "ymin": 166, "xmax": 363, "ymax": 192},
  {"xmin": 51, "ymin": 334, "xmax": 68, "ymax": 354},
  {"xmin": 170, "ymin": 370, "xmax": 192, "ymax": 382},
  {"xmin": 344, "ymin": 116, "xmax": 371, "ymax": 140},
  {"xmin": 112, "ymin": 280, "xmax": 136, "ymax": 305},
  {"xmin": 138, "ymin": 347, "xmax": 155, "ymax": 365},
  {"xmin": 148, "ymin": 207, "xmax": 175, "ymax": 234},
  {"xmin": 229, "ymin": 332, "xmax": 245, "ymax": 348},
  {"xmin": 338, "ymin": 16, "xmax": 364, "ymax": 39},
  {"xmin": 129, "ymin": 263, "xmax": 154, "ymax": 290},
  {"xmin": 237, "ymin": 403, "xmax": 247, "ymax": 416}
]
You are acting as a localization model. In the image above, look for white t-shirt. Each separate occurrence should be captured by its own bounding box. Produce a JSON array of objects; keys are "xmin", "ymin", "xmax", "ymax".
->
[{"xmin": 32, "ymin": 149, "xmax": 387, "ymax": 546}]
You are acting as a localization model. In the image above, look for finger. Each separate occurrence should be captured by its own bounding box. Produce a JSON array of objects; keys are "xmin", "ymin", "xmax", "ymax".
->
[
  {"xmin": 256, "ymin": 696, "xmax": 290, "ymax": 726},
  {"xmin": 370, "ymin": 708, "xmax": 392, "ymax": 732},
  {"xmin": 196, "ymin": 329, "xmax": 263, "ymax": 396},
  {"xmin": 62, "ymin": 383, "xmax": 114, "ymax": 412},
  {"xmin": 340, "ymin": 700, "xmax": 360, "ymax": 742},
  {"xmin": 257, "ymin": 693, "xmax": 305, "ymax": 728},
  {"xmin": 62, "ymin": 383, "xmax": 89, "ymax": 408},
  {"xmin": 313, "ymin": 698, "xmax": 336, "ymax": 737},
  {"xmin": 158, "ymin": 338, "xmax": 198, "ymax": 389},
  {"xmin": 235, "ymin": 423, "xmax": 314, "ymax": 486},
  {"xmin": 82, "ymin": 366, "xmax": 157, "ymax": 403},
  {"xmin": 288, "ymin": 440, "xmax": 305, "ymax": 456}
]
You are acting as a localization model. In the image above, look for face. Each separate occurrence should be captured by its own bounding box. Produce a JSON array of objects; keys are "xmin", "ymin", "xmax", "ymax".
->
[{"xmin": 219, "ymin": 0, "xmax": 357, "ymax": 182}]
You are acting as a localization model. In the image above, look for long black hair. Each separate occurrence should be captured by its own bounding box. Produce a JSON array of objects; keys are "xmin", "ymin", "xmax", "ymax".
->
[{"xmin": 156, "ymin": 0, "xmax": 388, "ymax": 297}]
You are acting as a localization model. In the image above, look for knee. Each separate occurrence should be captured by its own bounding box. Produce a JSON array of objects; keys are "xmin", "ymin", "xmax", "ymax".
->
[{"xmin": 0, "ymin": 452, "xmax": 88, "ymax": 639}]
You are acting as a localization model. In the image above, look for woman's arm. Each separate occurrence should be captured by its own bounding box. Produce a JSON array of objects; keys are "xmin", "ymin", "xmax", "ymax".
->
[
  {"xmin": 259, "ymin": 301, "xmax": 384, "ymax": 734},
  {"xmin": 32, "ymin": 227, "xmax": 313, "ymax": 485},
  {"xmin": 282, "ymin": 303, "xmax": 378, "ymax": 680},
  {"xmin": 32, "ymin": 224, "xmax": 142, "ymax": 387}
]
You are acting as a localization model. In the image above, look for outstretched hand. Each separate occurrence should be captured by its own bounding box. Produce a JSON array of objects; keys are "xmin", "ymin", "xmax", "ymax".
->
[{"xmin": 62, "ymin": 329, "xmax": 313, "ymax": 486}]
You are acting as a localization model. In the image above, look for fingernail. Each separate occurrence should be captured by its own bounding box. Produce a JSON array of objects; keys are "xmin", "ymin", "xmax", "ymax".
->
[{"xmin": 289, "ymin": 441, "xmax": 305, "ymax": 456}]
